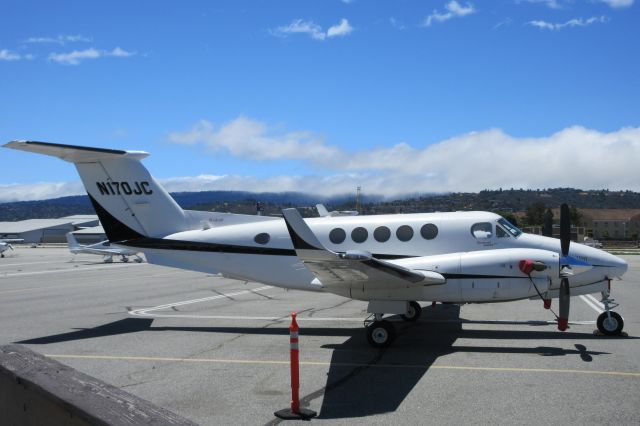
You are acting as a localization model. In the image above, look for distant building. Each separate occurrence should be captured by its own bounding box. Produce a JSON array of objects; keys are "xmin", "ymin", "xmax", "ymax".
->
[
  {"xmin": 580, "ymin": 209, "xmax": 640, "ymax": 240},
  {"xmin": 0, "ymin": 215, "xmax": 99, "ymax": 243}
]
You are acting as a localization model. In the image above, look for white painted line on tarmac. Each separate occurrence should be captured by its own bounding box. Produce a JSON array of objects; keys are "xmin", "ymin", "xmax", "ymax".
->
[
  {"xmin": 129, "ymin": 285, "xmax": 275, "ymax": 316},
  {"xmin": 580, "ymin": 295, "xmax": 604, "ymax": 314},
  {"xmin": 0, "ymin": 260, "xmax": 68, "ymax": 268},
  {"xmin": 584, "ymin": 294, "xmax": 605, "ymax": 310},
  {"xmin": 1, "ymin": 262, "xmax": 145, "ymax": 278},
  {"xmin": 129, "ymin": 290, "xmax": 599, "ymax": 324}
]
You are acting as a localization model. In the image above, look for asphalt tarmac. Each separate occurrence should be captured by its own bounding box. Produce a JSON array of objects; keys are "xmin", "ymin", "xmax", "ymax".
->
[{"xmin": 1, "ymin": 246, "xmax": 638, "ymax": 425}]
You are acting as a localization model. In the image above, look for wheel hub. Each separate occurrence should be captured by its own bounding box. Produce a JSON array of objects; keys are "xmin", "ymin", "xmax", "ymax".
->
[
  {"xmin": 372, "ymin": 328, "xmax": 388, "ymax": 344},
  {"xmin": 603, "ymin": 316, "xmax": 618, "ymax": 332}
]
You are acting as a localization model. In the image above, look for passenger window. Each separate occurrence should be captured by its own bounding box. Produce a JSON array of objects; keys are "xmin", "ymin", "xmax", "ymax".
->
[
  {"xmin": 254, "ymin": 233, "xmax": 270, "ymax": 244},
  {"xmin": 471, "ymin": 222, "xmax": 492, "ymax": 239},
  {"xmin": 351, "ymin": 227, "xmax": 368, "ymax": 243},
  {"xmin": 329, "ymin": 228, "xmax": 346, "ymax": 244},
  {"xmin": 396, "ymin": 225, "xmax": 414, "ymax": 242},
  {"xmin": 420, "ymin": 224, "xmax": 438, "ymax": 240},
  {"xmin": 374, "ymin": 226, "xmax": 391, "ymax": 242}
]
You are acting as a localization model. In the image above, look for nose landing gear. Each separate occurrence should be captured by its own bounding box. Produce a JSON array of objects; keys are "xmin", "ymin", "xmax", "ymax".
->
[{"xmin": 596, "ymin": 290, "xmax": 624, "ymax": 336}]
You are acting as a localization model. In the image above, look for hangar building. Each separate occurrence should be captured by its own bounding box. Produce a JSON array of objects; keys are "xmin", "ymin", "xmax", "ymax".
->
[{"xmin": 0, "ymin": 215, "xmax": 99, "ymax": 243}]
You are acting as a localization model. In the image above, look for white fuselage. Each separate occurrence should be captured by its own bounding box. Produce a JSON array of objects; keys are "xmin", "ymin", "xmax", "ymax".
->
[{"xmin": 137, "ymin": 211, "xmax": 628, "ymax": 303}]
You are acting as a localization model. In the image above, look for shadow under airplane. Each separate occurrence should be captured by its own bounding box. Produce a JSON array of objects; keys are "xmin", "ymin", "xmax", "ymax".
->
[{"xmin": 16, "ymin": 304, "xmax": 632, "ymax": 420}]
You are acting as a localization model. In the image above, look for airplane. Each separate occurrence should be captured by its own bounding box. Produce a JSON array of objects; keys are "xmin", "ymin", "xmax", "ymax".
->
[
  {"xmin": 316, "ymin": 204, "xmax": 359, "ymax": 217},
  {"xmin": 66, "ymin": 232, "xmax": 144, "ymax": 263},
  {"xmin": 0, "ymin": 238, "xmax": 23, "ymax": 257},
  {"xmin": 4, "ymin": 140, "xmax": 629, "ymax": 347}
]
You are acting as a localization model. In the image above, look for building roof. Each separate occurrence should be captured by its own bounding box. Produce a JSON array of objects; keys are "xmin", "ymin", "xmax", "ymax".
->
[
  {"xmin": 60, "ymin": 215, "xmax": 99, "ymax": 226},
  {"xmin": 580, "ymin": 209, "xmax": 640, "ymax": 221},
  {"xmin": 0, "ymin": 219, "xmax": 75, "ymax": 233},
  {"xmin": 74, "ymin": 225, "xmax": 105, "ymax": 234}
]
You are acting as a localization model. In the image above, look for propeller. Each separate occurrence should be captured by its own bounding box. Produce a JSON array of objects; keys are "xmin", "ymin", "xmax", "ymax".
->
[{"xmin": 558, "ymin": 203, "xmax": 571, "ymax": 331}]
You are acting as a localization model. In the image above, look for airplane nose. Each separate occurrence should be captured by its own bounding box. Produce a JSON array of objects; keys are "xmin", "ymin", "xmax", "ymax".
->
[
  {"xmin": 610, "ymin": 254, "xmax": 628, "ymax": 279},
  {"xmin": 600, "ymin": 251, "xmax": 628, "ymax": 279}
]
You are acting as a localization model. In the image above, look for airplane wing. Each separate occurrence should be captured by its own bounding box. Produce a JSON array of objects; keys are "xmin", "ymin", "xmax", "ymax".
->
[{"xmin": 282, "ymin": 208, "xmax": 445, "ymax": 290}]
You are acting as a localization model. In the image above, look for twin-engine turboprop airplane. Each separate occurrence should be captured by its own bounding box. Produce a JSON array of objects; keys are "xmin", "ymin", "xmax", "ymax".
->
[
  {"xmin": 66, "ymin": 232, "xmax": 143, "ymax": 263},
  {"xmin": 4, "ymin": 140, "xmax": 629, "ymax": 347}
]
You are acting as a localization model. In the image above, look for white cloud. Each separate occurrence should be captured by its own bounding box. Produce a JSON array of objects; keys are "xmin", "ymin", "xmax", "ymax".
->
[
  {"xmin": 598, "ymin": 0, "xmax": 634, "ymax": 8},
  {"xmin": 24, "ymin": 34, "xmax": 92, "ymax": 45},
  {"xmin": 327, "ymin": 19, "xmax": 354, "ymax": 38},
  {"xmin": 166, "ymin": 119, "xmax": 640, "ymax": 195},
  {"xmin": 272, "ymin": 18, "xmax": 353, "ymax": 41},
  {"xmin": 0, "ymin": 181, "xmax": 85, "ymax": 202},
  {"xmin": 517, "ymin": 0, "xmax": 563, "ymax": 9},
  {"xmin": 528, "ymin": 16, "xmax": 609, "ymax": 30},
  {"xmin": 48, "ymin": 47, "xmax": 136, "ymax": 65},
  {"xmin": 168, "ymin": 117, "xmax": 342, "ymax": 163},
  {"xmin": 0, "ymin": 49, "xmax": 34, "ymax": 61},
  {"xmin": 424, "ymin": 1, "xmax": 477, "ymax": 27},
  {"xmin": 389, "ymin": 17, "xmax": 407, "ymax": 30},
  {"xmin": 4, "ymin": 125, "xmax": 639, "ymax": 201}
]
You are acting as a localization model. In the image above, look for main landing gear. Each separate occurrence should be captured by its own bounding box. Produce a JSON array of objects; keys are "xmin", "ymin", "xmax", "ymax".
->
[
  {"xmin": 596, "ymin": 290, "xmax": 624, "ymax": 336},
  {"xmin": 365, "ymin": 301, "xmax": 423, "ymax": 348}
]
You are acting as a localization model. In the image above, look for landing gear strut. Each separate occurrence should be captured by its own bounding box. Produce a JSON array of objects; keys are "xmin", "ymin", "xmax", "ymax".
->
[{"xmin": 596, "ymin": 289, "xmax": 624, "ymax": 335}]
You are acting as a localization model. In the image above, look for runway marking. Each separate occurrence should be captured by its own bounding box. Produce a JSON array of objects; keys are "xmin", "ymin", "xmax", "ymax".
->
[
  {"xmin": 129, "ymin": 292, "xmax": 597, "ymax": 324},
  {"xmin": 0, "ymin": 271, "xmax": 186, "ymax": 295},
  {"xmin": 129, "ymin": 285, "xmax": 275, "ymax": 317},
  {"xmin": 0, "ymin": 260, "xmax": 69, "ymax": 268},
  {"xmin": 45, "ymin": 354, "xmax": 640, "ymax": 378},
  {"xmin": 580, "ymin": 295, "xmax": 605, "ymax": 314},
  {"xmin": 1, "ymin": 262, "xmax": 146, "ymax": 278}
]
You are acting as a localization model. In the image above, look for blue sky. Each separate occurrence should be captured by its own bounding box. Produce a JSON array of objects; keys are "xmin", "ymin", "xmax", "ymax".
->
[{"xmin": 1, "ymin": 0, "xmax": 639, "ymax": 202}]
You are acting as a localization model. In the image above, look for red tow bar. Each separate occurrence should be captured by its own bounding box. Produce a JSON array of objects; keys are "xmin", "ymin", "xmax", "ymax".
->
[{"xmin": 274, "ymin": 312, "xmax": 317, "ymax": 420}]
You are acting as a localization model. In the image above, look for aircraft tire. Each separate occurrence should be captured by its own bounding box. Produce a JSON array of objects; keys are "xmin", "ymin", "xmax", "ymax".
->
[
  {"xmin": 366, "ymin": 320, "xmax": 395, "ymax": 348},
  {"xmin": 122, "ymin": 257, "xmax": 129, "ymax": 263},
  {"xmin": 597, "ymin": 311, "xmax": 624, "ymax": 335},
  {"xmin": 401, "ymin": 301, "xmax": 422, "ymax": 322}
]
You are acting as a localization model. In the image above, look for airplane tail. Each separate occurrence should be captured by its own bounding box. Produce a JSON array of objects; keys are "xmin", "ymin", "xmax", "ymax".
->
[
  {"xmin": 5, "ymin": 141, "xmax": 187, "ymax": 241},
  {"xmin": 65, "ymin": 232, "xmax": 82, "ymax": 250}
]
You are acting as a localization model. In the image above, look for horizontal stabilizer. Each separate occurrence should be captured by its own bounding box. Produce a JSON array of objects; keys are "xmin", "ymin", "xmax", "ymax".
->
[{"xmin": 4, "ymin": 140, "xmax": 149, "ymax": 163}]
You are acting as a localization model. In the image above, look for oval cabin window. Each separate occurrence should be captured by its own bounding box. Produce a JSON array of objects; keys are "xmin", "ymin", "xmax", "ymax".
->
[
  {"xmin": 374, "ymin": 226, "xmax": 391, "ymax": 242},
  {"xmin": 351, "ymin": 227, "xmax": 368, "ymax": 243},
  {"xmin": 329, "ymin": 228, "xmax": 347, "ymax": 244},
  {"xmin": 396, "ymin": 225, "xmax": 414, "ymax": 242},
  {"xmin": 420, "ymin": 223, "xmax": 438, "ymax": 240}
]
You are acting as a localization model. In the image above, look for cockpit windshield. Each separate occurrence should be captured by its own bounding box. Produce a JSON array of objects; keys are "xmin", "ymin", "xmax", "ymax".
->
[{"xmin": 497, "ymin": 218, "xmax": 522, "ymax": 238}]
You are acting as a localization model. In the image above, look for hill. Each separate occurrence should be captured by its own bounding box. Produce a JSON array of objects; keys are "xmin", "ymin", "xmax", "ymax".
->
[{"xmin": 1, "ymin": 188, "xmax": 640, "ymax": 221}]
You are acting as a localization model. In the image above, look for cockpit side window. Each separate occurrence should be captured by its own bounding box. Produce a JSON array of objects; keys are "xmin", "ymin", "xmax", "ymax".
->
[
  {"xmin": 496, "ymin": 225, "xmax": 509, "ymax": 238},
  {"xmin": 471, "ymin": 222, "xmax": 493, "ymax": 239},
  {"xmin": 497, "ymin": 218, "xmax": 522, "ymax": 237}
]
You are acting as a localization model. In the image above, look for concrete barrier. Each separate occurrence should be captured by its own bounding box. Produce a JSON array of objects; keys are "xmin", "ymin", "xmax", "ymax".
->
[{"xmin": 0, "ymin": 344, "xmax": 197, "ymax": 425}]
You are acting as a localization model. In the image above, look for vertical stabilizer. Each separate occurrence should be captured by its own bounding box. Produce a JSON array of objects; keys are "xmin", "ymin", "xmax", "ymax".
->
[
  {"xmin": 4, "ymin": 141, "xmax": 187, "ymax": 240},
  {"xmin": 65, "ymin": 232, "xmax": 81, "ymax": 249}
]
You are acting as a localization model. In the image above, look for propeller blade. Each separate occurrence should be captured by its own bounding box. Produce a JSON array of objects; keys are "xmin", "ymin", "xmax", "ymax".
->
[
  {"xmin": 560, "ymin": 203, "xmax": 570, "ymax": 257},
  {"xmin": 558, "ymin": 277, "xmax": 570, "ymax": 331}
]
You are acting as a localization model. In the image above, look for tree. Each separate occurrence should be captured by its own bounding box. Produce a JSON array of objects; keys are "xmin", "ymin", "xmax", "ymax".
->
[
  {"xmin": 543, "ymin": 208, "xmax": 553, "ymax": 237},
  {"xmin": 525, "ymin": 202, "xmax": 546, "ymax": 226},
  {"xmin": 569, "ymin": 205, "xmax": 583, "ymax": 226}
]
